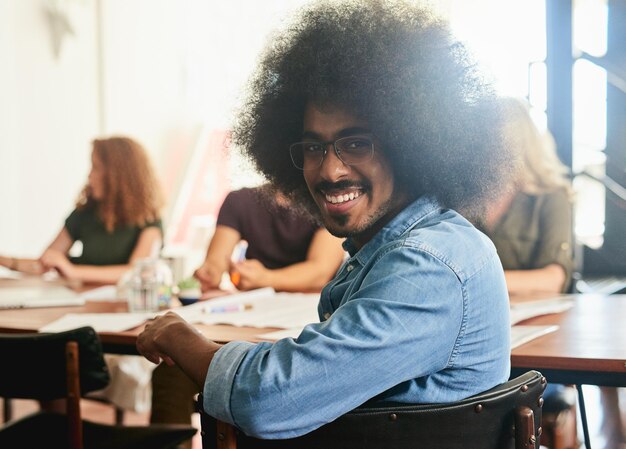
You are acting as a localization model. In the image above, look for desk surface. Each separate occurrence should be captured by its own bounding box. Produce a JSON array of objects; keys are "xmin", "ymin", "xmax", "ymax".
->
[
  {"xmin": 0, "ymin": 277, "xmax": 281, "ymax": 353},
  {"xmin": 1, "ymin": 277, "xmax": 625, "ymax": 386},
  {"xmin": 510, "ymin": 293, "xmax": 626, "ymax": 386}
]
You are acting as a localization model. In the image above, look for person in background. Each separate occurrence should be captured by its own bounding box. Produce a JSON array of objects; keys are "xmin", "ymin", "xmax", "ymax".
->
[
  {"xmin": 0, "ymin": 136, "xmax": 165, "ymax": 416},
  {"xmin": 193, "ymin": 184, "xmax": 345, "ymax": 292},
  {"xmin": 480, "ymin": 97, "xmax": 578, "ymax": 448},
  {"xmin": 138, "ymin": 0, "xmax": 514, "ymax": 439},
  {"xmin": 151, "ymin": 184, "xmax": 345, "ymax": 439},
  {"xmin": 480, "ymin": 96, "xmax": 574, "ymax": 295},
  {"xmin": 0, "ymin": 136, "xmax": 164, "ymax": 284}
]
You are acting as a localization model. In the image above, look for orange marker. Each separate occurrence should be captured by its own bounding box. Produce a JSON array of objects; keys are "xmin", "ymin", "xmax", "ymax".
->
[{"xmin": 230, "ymin": 241, "xmax": 247, "ymax": 288}]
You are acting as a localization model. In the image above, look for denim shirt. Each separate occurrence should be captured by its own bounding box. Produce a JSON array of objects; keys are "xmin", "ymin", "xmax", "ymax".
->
[{"xmin": 204, "ymin": 196, "xmax": 511, "ymax": 439}]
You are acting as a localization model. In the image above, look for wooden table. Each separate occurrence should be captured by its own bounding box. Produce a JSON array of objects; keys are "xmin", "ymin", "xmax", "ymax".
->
[
  {"xmin": 0, "ymin": 276, "xmax": 281, "ymax": 353},
  {"xmin": 510, "ymin": 293, "xmax": 626, "ymax": 388},
  {"xmin": 2, "ymin": 278, "xmax": 625, "ymax": 386},
  {"xmin": 2, "ymin": 279, "xmax": 624, "ymax": 448},
  {"xmin": 510, "ymin": 293, "xmax": 626, "ymax": 449}
]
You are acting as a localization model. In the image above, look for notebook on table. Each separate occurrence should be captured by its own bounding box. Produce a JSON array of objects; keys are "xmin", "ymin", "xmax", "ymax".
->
[{"xmin": 0, "ymin": 286, "xmax": 86, "ymax": 309}]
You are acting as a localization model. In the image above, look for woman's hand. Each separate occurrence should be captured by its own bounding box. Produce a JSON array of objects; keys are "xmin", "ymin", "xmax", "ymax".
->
[{"xmin": 39, "ymin": 249, "xmax": 76, "ymax": 279}]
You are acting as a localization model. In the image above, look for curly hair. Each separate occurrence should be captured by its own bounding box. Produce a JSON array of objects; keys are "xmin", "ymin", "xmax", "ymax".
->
[
  {"xmin": 499, "ymin": 97, "xmax": 573, "ymax": 198},
  {"xmin": 232, "ymin": 0, "xmax": 513, "ymax": 221},
  {"xmin": 77, "ymin": 136, "xmax": 164, "ymax": 232}
]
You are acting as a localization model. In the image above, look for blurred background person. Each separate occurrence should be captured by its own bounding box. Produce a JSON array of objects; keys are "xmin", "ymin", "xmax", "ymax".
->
[
  {"xmin": 1, "ymin": 136, "xmax": 165, "ymax": 418},
  {"xmin": 480, "ymin": 96, "xmax": 574, "ymax": 296},
  {"xmin": 193, "ymin": 184, "xmax": 345, "ymax": 292},
  {"xmin": 480, "ymin": 96, "xmax": 578, "ymax": 449},
  {"xmin": 0, "ymin": 136, "xmax": 164, "ymax": 284}
]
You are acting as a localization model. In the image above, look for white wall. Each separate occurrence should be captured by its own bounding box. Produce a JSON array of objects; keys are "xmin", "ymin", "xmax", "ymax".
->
[
  {"xmin": 0, "ymin": 0, "xmax": 308, "ymax": 260},
  {"xmin": 0, "ymin": 0, "xmax": 99, "ymax": 256},
  {"xmin": 8, "ymin": 0, "xmax": 534, "ymax": 261}
]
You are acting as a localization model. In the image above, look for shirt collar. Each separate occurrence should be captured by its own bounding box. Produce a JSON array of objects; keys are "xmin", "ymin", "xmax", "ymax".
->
[{"xmin": 342, "ymin": 196, "xmax": 441, "ymax": 263}]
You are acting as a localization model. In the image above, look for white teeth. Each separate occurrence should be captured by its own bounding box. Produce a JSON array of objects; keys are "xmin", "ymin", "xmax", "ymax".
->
[{"xmin": 325, "ymin": 191, "xmax": 361, "ymax": 204}]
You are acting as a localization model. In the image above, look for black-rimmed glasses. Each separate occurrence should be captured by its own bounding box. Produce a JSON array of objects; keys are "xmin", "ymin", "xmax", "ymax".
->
[{"xmin": 289, "ymin": 135, "xmax": 375, "ymax": 170}]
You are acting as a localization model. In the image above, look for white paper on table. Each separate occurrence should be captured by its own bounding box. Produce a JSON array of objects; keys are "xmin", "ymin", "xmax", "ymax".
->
[
  {"xmin": 510, "ymin": 324, "xmax": 559, "ymax": 349},
  {"xmin": 79, "ymin": 285, "xmax": 119, "ymax": 301},
  {"xmin": 256, "ymin": 327, "xmax": 306, "ymax": 341},
  {"xmin": 191, "ymin": 289, "xmax": 320, "ymax": 329},
  {"xmin": 509, "ymin": 295, "xmax": 575, "ymax": 325},
  {"xmin": 170, "ymin": 287, "xmax": 276, "ymax": 322},
  {"xmin": 39, "ymin": 312, "xmax": 153, "ymax": 333},
  {"xmin": 0, "ymin": 267, "xmax": 22, "ymax": 280}
]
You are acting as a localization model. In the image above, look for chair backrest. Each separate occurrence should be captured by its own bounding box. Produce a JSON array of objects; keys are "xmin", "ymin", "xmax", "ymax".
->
[
  {"xmin": 199, "ymin": 370, "xmax": 545, "ymax": 449},
  {"xmin": 0, "ymin": 326, "xmax": 110, "ymax": 401},
  {"xmin": 1, "ymin": 327, "xmax": 197, "ymax": 449},
  {"xmin": 0, "ymin": 327, "xmax": 110, "ymax": 449}
]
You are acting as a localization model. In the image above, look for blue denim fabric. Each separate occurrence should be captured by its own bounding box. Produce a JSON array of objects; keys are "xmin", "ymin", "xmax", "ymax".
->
[{"xmin": 204, "ymin": 196, "xmax": 511, "ymax": 438}]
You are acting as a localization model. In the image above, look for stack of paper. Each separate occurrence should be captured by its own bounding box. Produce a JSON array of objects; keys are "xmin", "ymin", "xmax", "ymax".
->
[
  {"xmin": 509, "ymin": 296, "xmax": 575, "ymax": 325},
  {"xmin": 510, "ymin": 325, "xmax": 559, "ymax": 349}
]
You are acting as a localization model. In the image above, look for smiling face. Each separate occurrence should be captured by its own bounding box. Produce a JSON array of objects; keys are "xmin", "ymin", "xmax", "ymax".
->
[{"xmin": 301, "ymin": 103, "xmax": 409, "ymax": 247}]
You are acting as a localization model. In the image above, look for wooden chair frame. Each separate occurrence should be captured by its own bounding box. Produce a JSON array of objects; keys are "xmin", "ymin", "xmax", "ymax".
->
[{"xmin": 0, "ymin": 327, "xmax": 196, "ymax": 449}]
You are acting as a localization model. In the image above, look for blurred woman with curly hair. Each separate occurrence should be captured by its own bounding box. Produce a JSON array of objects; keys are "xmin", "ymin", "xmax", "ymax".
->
[{"xmin": 0, "ymin": 136, "xmax": 164, "ymax": 284}]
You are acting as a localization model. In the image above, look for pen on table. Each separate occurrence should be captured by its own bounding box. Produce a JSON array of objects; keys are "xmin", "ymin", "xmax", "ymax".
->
[
  {"xmin": 204, "ymin": 303, "xmax": 253, "ymax": 314},
  {"xmin": 230, "ymin": 241, "xmax": 248, "ymax": 287}
]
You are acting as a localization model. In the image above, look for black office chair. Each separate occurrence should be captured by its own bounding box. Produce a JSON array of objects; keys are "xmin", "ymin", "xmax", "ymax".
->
[
  {"xmin": 0, "ymin": 326, "xmax": 196, "ymax": 449},
  {"xmin": 198, "ymin": 370, "xmax": 546, "ymax": 449}
]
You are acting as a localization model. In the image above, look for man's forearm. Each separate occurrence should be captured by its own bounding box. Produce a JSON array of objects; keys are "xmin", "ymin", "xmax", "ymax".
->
[
  {"xmin": 157, "ymin": 322, "xmax": 223, "ymax": 388},
  {"xmin": 266, "ymin": 261, "xmax": 332, "ymax": 292}
]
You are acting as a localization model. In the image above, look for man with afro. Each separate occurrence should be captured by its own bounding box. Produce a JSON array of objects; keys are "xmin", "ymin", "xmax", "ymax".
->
[{"xmin": 138, "ymin": 0, "xmax": 513, "ymax": 439}]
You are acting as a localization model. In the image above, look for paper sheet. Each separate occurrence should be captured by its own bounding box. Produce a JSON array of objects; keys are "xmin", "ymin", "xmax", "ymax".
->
[
  {"xmin": 187, "ymin": 289, "xmax": 320, "ymax": 329},
  {"xmin": 0, "ymin": 266, "xmax": 22, "ymax": 280},
  {"xmin": 509, "ymin": 295, "xmax": 575, "ymax": 325},
  {"xmin": 39, "ymin": 312, "xmax": 152, "ymax": 333},
  {"xmin": 256, "ymin": 328, "xmax": 305, "ymax": 341},
  {"xmin": 511, "ymin": 325, "xmax": 559, "ymax": 349}
]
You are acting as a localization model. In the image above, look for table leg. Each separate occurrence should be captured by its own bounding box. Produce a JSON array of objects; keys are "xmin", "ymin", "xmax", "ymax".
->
[{"xmin": 577, "ymin": 384, "xmax": 593, "ymax": 449}]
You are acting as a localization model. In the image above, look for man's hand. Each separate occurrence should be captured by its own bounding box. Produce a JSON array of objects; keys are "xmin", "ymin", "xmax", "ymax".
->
[
  {"xmin": 136, "ymin": 311, "xmax": 222, "ymax": 388},
  {"xmin": 231, "ymin": 259, "xmax": 272, "ymax": 291},
  {"xmin": 193, "ymin": 262, "xmax": 223, "ymax": 292},
  {"xmin": 136, "ymin": 312, "xmax": 195, "ymax": 366}
]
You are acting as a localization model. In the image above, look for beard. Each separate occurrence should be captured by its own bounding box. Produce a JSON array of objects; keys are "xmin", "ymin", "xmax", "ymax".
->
[{"xmin": 321, "ymin": 194, "xmax": 400, "ymax": 241}]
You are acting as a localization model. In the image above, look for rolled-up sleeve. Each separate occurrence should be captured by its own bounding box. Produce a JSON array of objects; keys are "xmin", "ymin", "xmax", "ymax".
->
[{"xmin": 203, "ymin": 341, "xmax": 256, "ymax": 424}]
